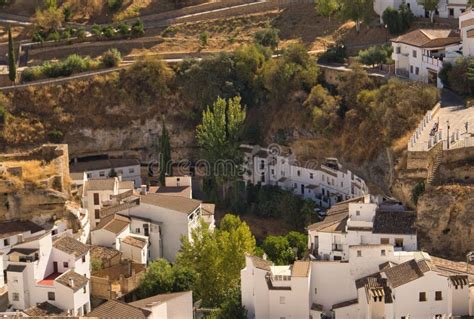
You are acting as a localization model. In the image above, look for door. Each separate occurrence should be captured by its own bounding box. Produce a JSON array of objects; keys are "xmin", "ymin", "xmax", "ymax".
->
[{"xmin": 53, "ymin": 262, "xmax": 58, "ymax": 273}]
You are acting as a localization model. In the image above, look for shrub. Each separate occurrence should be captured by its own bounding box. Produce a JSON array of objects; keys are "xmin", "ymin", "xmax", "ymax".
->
[
  {"xmin": 107, "ymin": 0, "xmax": 123, "ymax": 11},
  {"xmin": 0, "ymin": 105, "xmax": 6, "ymax": 125},
  {"xmin": 32, "ymin": 31, "xmax": 46, "ymax": 43},
  {"xmin": 411, "ymin": 181, "xmax": 425, "ymax": 205},
  {"xmin": 254, "ymin": 27, "xmax": 280, "ymax": 49},
  {"xmin": 61, "ymin": 54, "xmax": 90, "ymax": 75},
  {"xmin": 46, "ymin": 31, "xmax": 60, "ymax": 41},
  {"xmin": 63, "ymin": 5, "xmax": 72, "ymax": 22},
  {"xmin": 76, "ymin": 27, "xmax": 86, "ymax": 39},
  {"xmin": 21, "ymin": 67, "xmax": 43, "ymax": 82},
  {"xmin": 162, "ymin": 26, "xmax": 178, "ymax": 37},
  {"xmin": 101, "ymin": 25, "xmax": 115, "ymax": 38},
  {"xmin": 117, "ymin": 22, "xmax": 130, "ymax": 36},
  {"xmin": 439, "ymin": 58, "xmax": 474, "ymax": 96},
  {"xmin": 91, "ymin": 24, "xmax": 101, "ymax": 36},
  {"xmin": 102, "ymin": 48, "xmax": 122, "ymax": 67},
  {"xmin": 319, "ymin": 43, "xmax": 346, "ymax": 63},
  {"xmin": 131, "ymin": 19, "xmax": 145, "ymax": 37},
  {"xmin": 358, "ymin": 45, "xmax": 391, "ymax": 67},
  {"xmin": 199, "ymin": 31, "xmax": 209, "ymax": 46},
  {"xmin": 47, "ymin": 129, "xmax": 63, "ymax": 143}
]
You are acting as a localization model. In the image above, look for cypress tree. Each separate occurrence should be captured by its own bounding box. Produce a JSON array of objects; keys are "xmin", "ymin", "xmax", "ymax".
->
[
  {"xmin": 159, "ymin": 120, "xmax": 172, "ymax": 185},
  {"xmin": 7, "ymin": 26, "xmax": 16, "ymax": 83}
]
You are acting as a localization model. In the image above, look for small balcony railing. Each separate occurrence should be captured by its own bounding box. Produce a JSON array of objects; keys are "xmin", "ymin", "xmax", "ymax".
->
[{"xmin": 422, "ymin": 55, "xmax": 443, "ymax": 67}]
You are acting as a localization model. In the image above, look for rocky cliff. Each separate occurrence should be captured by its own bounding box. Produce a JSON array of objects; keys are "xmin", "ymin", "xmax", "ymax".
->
[{"xmin": 416, "ymin": 185, "xmax": 474, "ymax": 261}]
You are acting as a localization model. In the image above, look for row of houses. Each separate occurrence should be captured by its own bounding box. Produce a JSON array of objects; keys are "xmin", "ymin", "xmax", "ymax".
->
[
  {"xmin": 241, "ymin": 145, "xmax": 369, "ymax": 208},
  {"xmin": 241, "ymin": 196, "xmax": 474, "ymax": 319}
]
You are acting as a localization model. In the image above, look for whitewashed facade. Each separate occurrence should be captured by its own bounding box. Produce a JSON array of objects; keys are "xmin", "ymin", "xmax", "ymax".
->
[
  {"xmin": 374, "ymin": 0, "xmax": 470, "ymax": 20},
  {"xmin": 242, "ymin": 246, "xmax": 473, "ymax": 319},
  {"xmin": 241, "ymin": 145, "xmax": 368, "ymax": 208},
  {"xmin": 308, "ymin": 195, "xmax": 418, "ymax": 261},
  {"xmin": 5, "ymin": 232, "xmax": 91, "ymax": 316}
]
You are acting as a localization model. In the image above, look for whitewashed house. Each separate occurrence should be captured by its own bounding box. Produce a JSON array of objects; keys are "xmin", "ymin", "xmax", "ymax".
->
[
  {"xmin": 241, "ymin": 246, "xmax": 473, "ymax": 319},
  {"xmin": 70, "ymin": 158, "xmax": 141, "ymax": 187},
  {"xmin": 241, "ymin": 145, "xmax": 368, "ymax": 208},
  {"xmin": 120, "ymin": 235, "xmax": 149, "ymax": 264},
  {"xmin": 82, "ymin": 177, "xmax": 138, "ymax": 229},
  {"xmin": 374, "ymin": 0, "xmax": 470, "ymax": 21},
  {"xmin": 307, "ymin": 195, "xmax": 417, "ymax": 261},
  {"xmin": 5, "ymin": 232, "xmax": 91, "ymax": 316},
  {"xmin": 391, "ymin": 29, "xmax": 462, "ymax": 87}
]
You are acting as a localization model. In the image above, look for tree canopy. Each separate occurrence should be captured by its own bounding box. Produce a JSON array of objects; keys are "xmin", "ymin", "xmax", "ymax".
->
[
  {"xmin": 337, "ymin": 0, "xmax": 374, "ymax": 32},
  {"xmin": 7, "ymin": 26, "xmax": 16, "ymax": 83}
]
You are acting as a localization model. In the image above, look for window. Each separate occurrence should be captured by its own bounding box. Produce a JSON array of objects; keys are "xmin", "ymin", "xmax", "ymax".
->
[
  {"xmin": 395, "ymin": 238, "xmax": 403, "ymax": 247},
  {"xmin": 128, "ymin": 168, "xmax": 135, "ymax": 174},
  {"xmin": 12, "ymin": 293, "xmax": 19, "ymax": 301},
  {"xmin": 410, "ymin": 65, "xmax": 414, "ymax": 73},
  {"xmin": 415, "ymin": 67, "xmax": 419, "ymax": 75},
  {"xmin": 449, "ymin": 8, "xmax": 454, "ymax": 16},
  {"xmin": 322, "ymin": 175, "xmax": 325, "ymax": 182},
  {"xmin": 356, "ymin": 210, "xmax": 360, "ymax": 216},
  {"xmin": 412, "ymin": 50, "xmax": 417, "ymax": 58},
  {"xmin": 261, "ymin": 174, "xmax": 265, "ymax": 183},
  {"xmin": 135, "ymin": 228, "xmax": 141, "ymax": 234},
  {"xmin": 435, "ymin": 291, "xmax": 442, "ymax": 301},
  {"xmin": 86, "ymin": 173, "xmax": 92, "ymax": 178},
  {"xmin": 341, "ymin": 182, "xmax": 343, "ymax": 187},
  {"xmin": 310, "ymin": 173, "xmax": 314, "ymax": 179},
  {"xmin": 48, "ymin": 292, "xmax": 55, "ymax": 301},
  {"xmin": 93, "ymin": 193, "xmax": 100, "ymax": 205},
  {"xmin": 99, "ymin": 171, "xmax": 105, "ymax": 177},
  {"xmin": 380, "ymin": 238, "xmax": 389, "ymax": 245},
  {"xmin": 314, "ymin": 288, "xmax": 317, "ymax": 294},
  {"xmin": 83, "ymin": 286, "xmax": 87, "ymax": 293},
  {"xmin": 94, "ymin": 209, "xmax": 100, "ymax": 219},
  {"xmin": 279, "ymin": 296, "xmax": 285, "ymax": 304},
  {"xmin": 63, "ymin": 262, "xmax": 68, "ymax": 268},
  {"xmin": 4, "ymin": 238, "xmax": 9, "ymax": 246},
  {"xmin": 82, "ymin": 255, "xmax": 86, "ymax": 263},
  {"xmin": 396, "ymin": 46, "xmax": 401, "ymax": 54},
  {"xmin": 297, "ymin": 170, "xmax": 301, "ymax": 177},
  {"xmin": 381, "ymin": 249, "xmax": 386, "ymax": 256},
  {"xmin": 419, "ymin": 292, "xmax": 426, "ymax": 302},
  {"xmin": 357, "ymin": 250, "xmax": 362, "ymax": 257},
  {"xmin": 271, "ymin": 169, "xmax": 275, "ymax": 175}
]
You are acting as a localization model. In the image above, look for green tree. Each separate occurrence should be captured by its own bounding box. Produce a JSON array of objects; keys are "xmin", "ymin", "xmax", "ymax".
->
[
  {"xmin": 304, "ymin": 84, "xmax": 340, "ymax": 134},
  {"xmin": 382, "ymin": 7, "xmax": 400, "ymax": 34},
  {"xmin": 337, "ymin": 0, "xmax": 374, "ymax": 32},
  {"xmin": 209, "ymin": 287, "xmax": 247, "ymax": 319},
  {"xmin": 419, "ymin": 0, "xmax": 438, "ymax": 23},
  {"xmin": 138, "ymin": 259, "xmax": 175, "ymax": 298},
  {"xmin": 101, "ymin": 48, "xmax": 122, "ymax": 67},
  {"xmin": 7, "ymin": 26, "xmax": 16, "ymax": 83},
  {"xmin": 315, "ymin": 0, "xmax": 339, "ymax": 20},
  {"xmin": 199, "ymin": 31, "xmax": 209, "ymax": 46},
  {"xmin": 254, "ymin": 27, "xmax": 280, "ymax": 49},
  {"xmin": 176, "ymin": 215, "xmax": 255, "ymax": 307},
  {"xmin": 131, "ymin": 19, "xmax": 145, "ymax": 37},
  {"xmin": 159, "ymin": 120, "xmax": 172, "ymax": 185},
  {"xmin": 196, "ymin": 97, "xmax": 246, "ymax": 200},
  {"xmin": 358, "ymin": 45, "xmax": 390, "ymax": 67},
  {"xmin": 262, "ymin": 235, "xmax": 295, "ymax": 265},
  {"xmin": 286, "ymin": 231, "xmax": 308, "ymax": 259}
]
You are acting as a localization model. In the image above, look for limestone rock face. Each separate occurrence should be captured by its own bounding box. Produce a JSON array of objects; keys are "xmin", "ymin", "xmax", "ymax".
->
[{"xmin": 416, "ymin": 185, "xmax": 474, "ymax": 261}]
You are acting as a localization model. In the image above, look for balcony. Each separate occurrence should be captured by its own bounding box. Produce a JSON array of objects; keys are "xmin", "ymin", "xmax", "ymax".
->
[
  {"xmin": 332, "ymin": 244, "xmax": 343, "ymax": 251},
  {"xmin": 422, "ymin": 55, "xmax": 443, "ymax": 68}
]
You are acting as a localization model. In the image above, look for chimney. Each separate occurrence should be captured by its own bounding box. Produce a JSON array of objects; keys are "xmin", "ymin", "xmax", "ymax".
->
[{"xmin": 68, "ymin": 277, "xmax": 75, "ymax": 288}]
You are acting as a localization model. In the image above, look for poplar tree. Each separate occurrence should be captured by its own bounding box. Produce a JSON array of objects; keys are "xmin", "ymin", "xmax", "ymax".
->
[
  {"xmin": 159, "ymin": 120, "xmax": 172, "ymax": 185},
  {"xmin": 7, "ymin": 26, "xmax": 16, "ymax": 83}
]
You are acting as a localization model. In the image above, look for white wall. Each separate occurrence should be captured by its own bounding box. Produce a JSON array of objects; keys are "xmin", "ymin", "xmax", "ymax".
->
[{"xmin": 121, "ymin": 241, "xmax": 147, "ymax": 264}]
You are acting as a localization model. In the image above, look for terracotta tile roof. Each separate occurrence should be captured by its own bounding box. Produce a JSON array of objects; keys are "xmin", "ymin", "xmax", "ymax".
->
[
  {"xmin": 392, "ymin": 29, "xmax": 460, "ymax": 48},
  {"xmin": 90, "ymin": 245, "xmax": 121, "ymax": 261},
  {"xmin": 0, "ymin": 220, "xmax": 44, "ymax": 239},
  {"xmin": 86, "ymin": 300, "xmax": 151, "ymax": 318},
  {"xmin": 70, "ymin": 158, "xmax": 140, "ymax": 173},
  {"xmin": 373, "ymin": 211, "xmax": 416, "ymax": 235},
  {"xmin": 153, "ymin": 186, "xmax": 191, "ymax": 198},
  {"xmin": 332, "ymin": 299, "xmax": 358, "ymax": 310},
  {"xmin": 248, "ymin": 254, "xmax": 272, "ymax": 271},
  {"xmin": 122, "ymin": 236, "xmax": 147, "ymax": 249},
  {"xmin": 379, "ymin": 261, "xmax": 397, "ymax": 271},
  {"xmin": 129, "ymin": 291, "xmax": 191, "ymax": 309},
  {"xmin": 53, "ymin": 235, "xmax": 89, "ymax": 258},
  {"xmin": 383, "ymin": 259, "xmax": 432, "ymax": 288},
  {"xmin": 94, "ymin": 214, "xmax": 130, "ymax": 234},
  {"xmin": 141, "ymin": 193, "xmax": 201, "ymax": 214},
  {"xmin": 56, "ymin": 270, "xmax": 88, "ymax": 292},
  {"xmin": 85, "ymin": 178, "xmax": 116, "ymax": 191},
  {"xmin": 201, "ymin": 203, "xmax": 215, "ymax": 216},
  {"xmin": 291, "ymin": 261, "xmax": 310, "ymax": 277},
  {"xmin": 430, "ymin": 256, "xmax": 473, "ymax": 276},
  {"xmin": 24, "ymin": 302, "xmax": 64, "ymax": 316},
  {"xmin": 99, "ymin": 202, "xmax": 140, "ymax": 219},
  {"xmin": 307, "ymin": 197, "xmax": 364, "ymax": 233}
]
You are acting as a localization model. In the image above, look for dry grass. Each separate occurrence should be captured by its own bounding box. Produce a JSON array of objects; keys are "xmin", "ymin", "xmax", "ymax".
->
[{"xmin": 1, "ymin": 160, "xmax": 57, "ymax": 188}]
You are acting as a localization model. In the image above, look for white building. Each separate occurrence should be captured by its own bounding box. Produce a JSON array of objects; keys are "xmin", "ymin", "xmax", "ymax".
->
[
  {"xmin": 82, "ymin": 177, "xmax": 138, "ymax": 229},
  {"xmin": 70, "ymin": 158, "xmax": 141, "ymax": 187},
  {"xmin": 5, "ymin": 232, "xmax": 91, "ymax": 316},
  {"xmin": 242, "ymin": 145, "xmax": 368, "ymax": 208},
  {"xmin": 86, "ymin": 291, "xmax": 193, "ymax": 319},
  {"xmin": 308, "ymin": 195, "xmax": 417, "ymax": 261},
  {"xmin": 242, "ymin": 246, "xmax": 474, "ymax": 319},
  {"xmin": 391, "ymin": 29, "xmax": 462, "ymax": 87},
  {"xmin": 374, "ymin": 0, "xmax": 470, "ymax": 21}
]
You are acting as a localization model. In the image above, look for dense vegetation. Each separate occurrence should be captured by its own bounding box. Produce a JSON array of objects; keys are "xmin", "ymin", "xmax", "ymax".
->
[{"xmin": 439, "ymin": 58, "xmax": 474, "ymax": 96}]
